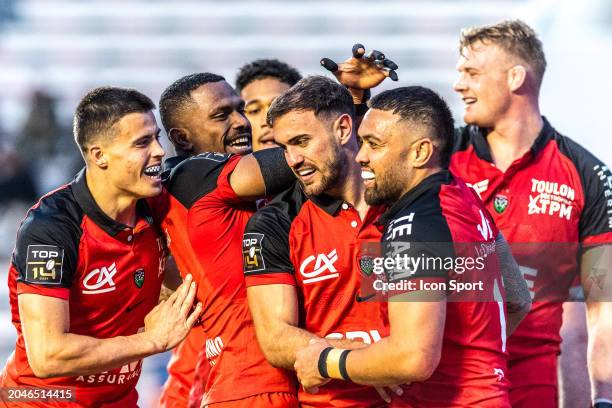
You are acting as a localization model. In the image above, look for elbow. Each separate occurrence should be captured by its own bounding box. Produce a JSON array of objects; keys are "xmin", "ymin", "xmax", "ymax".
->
[
  {"xmin": 395, "ymin": 348, "xmax": 441, "ymax": 383},
  {"xmin": 27, "ymin": 344, "xmax": 66, "ymax": 378}
]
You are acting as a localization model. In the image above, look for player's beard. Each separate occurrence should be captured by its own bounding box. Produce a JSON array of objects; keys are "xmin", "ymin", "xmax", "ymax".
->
[
  {"xmin": 302, "ymin": 143, "xmax": 348, "ymax": 197},
  {"xmin": 364, "ymin": 164, "xmax": 407, "ymax": 206}
]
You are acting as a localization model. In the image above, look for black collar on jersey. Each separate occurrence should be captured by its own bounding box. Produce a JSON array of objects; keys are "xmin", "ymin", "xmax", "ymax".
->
[
  {"xmin": 309, "ymin": 192, "xmax": 344, "ymax": 216},
  {"xmin": 379, "ymin": 170, "xmax": 452, "ymax": 227},
  {"xmin": 470, "ymin": 116, "xmax": 555, "ymax": 162},
  {"xmin": 71, "ymin": 168, "xmax": 154, "ymax": 236}
]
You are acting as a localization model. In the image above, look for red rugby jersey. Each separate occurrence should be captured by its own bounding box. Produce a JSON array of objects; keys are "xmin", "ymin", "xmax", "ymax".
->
[
  {"xmin": 158, "ymin": 152, "xmax": 295, "ymax": 405},
  {"xmin": 1, "ymin": 169, "xmax": 165, "ymax": 407},
  {"xmin": 243, "ymin": 182, "xmax": 389, "ymax": 408},
  {"xmin": 450, "ymin": 118, "xmax": 612, "ymax": 364},
  {"xmin": 378, "ymin": 171, "xmax": 509, "ymax": 408}
]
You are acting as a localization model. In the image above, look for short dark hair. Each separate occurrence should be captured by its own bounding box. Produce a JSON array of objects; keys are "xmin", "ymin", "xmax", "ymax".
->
[
  {"xmin": 460, "ymin": 20, "xmax": 546, "ymax": 89},
  {"xmin": 235, "ymin": 59, "xmax": 302, "ymax": 93},
  {"xmin": 267, "ymin": 75, "xmax": 354, "ymax": 126},
  {"xmin": 159, "ymin": 72, "xmax": 225, "ymax": 131},
  {"xmin": 369, "ymin": 86, "xmax": 454, "ymax": 167},
  {"xmin": 73, "ymin": 86, "xmax": 155, "ymax": 153}
]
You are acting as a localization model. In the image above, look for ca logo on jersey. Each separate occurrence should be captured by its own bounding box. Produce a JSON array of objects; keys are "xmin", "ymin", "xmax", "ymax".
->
[
  {"xmin": 300, "ymin": 249, "xmax": 339, "ymax": 284},
  {"xmin": 83, "ymin": 263, "xmax": 117, "ymax": 294}
]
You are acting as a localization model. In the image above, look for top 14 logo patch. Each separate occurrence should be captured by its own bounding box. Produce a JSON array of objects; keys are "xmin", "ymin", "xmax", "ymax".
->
[
  {"xmin": 25, "ymin": 245, "xmax": 64, "ymax": 285},
  {"xmin": 243, "ymin": 233, "xmax": 266, "ymax": 273}
]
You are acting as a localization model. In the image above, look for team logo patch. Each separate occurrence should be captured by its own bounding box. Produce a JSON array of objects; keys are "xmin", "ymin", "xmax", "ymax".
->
[
  {"xmin": 197, "ymin": 152, "xmax": 231, "ymax": 163},
  {"xmin": 359, "ymin": 256, "xmax": 375, "ymax": 276},
  {"xmin": 25, "ymin": 245, "xmax": 64, "ymax": 285},
  {"xmin": 243, "ymin": 233, "xmax": 265, "ymax": 273},
  {"xmin": 494, "ymin": 195, "xmax": 509, "ymax": 214},
  {"xmin": 134, "ymin": 269, "xmax": 145, "ymax": 288}
]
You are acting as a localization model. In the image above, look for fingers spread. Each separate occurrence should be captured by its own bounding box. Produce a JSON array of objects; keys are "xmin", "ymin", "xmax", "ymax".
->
[
  {"xmin": 320, "ymin": 58, "xmax": 339, "ymax": 73},
  {"xmin": 367, "ymin": 50, "xmax": 385, "ymax": 61}
]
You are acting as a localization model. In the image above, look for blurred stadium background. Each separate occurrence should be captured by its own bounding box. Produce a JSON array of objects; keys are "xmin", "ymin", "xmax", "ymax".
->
[{"xmin": 0, "ymin": 0, "xmax": 610, "ymax": 406}]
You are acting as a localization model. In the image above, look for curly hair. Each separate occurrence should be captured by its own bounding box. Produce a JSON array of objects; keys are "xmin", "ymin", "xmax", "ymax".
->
[{"xmin": 235, "ymin": 59, "xmax": 302, "ymax": 93}]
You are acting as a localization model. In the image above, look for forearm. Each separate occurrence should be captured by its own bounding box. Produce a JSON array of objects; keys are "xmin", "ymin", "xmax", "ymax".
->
[
  {"xmin": 342, "ymin": 337, "xmax": 432, "ymax": 386},
  {"xmin": 33, "ymin": 331, "xmax": 159, "ymax": 378},
  {"xmin": 259, "ymin": 322, "xmax": 318, "ymax": 370},
  {"xmin": 496, "ymin": 233, "xmax": 531, "ymax": 334},
  {"xmin": 587, "ymin": 306, "xmax": 612, "ymax": 402}
]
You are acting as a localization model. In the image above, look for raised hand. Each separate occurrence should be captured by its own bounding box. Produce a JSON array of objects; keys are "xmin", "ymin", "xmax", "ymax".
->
[
  {"xmin": 321, "ymin": 43, "xmax": 399, "ymax": 102},
  {"xmin": 143, "ymin": 274, "xmax": 203, "ymax": 352}
]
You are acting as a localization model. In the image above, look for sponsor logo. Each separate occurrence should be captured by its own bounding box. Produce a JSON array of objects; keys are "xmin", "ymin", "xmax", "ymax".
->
[
  {"xmin": 197, "ymin": 152, "xmax": 230, "ymax": 162},
  {"xmin": 205, "ymin": 336, "xmax": 224, "ymax": 367},
  {"xmin": 83, "ymin": 263, "xmax": 117, "ymax": 295},
  {"xmin": 126, "ymin": 299, "xmax": 144, "ymax": 313},
  {"xmin": 133, "ymin": 269, "xmax": 145, "ymax": 288},
  {"xmin": 76, "ymin": 361, "xmax": 141, "ymax": 385},
  {"xmin": 518, "ymin": 265, "xmax": 538, "ymax": 299},
  {"xmin": 300, "ymin": 249, "xmax": 339, "ymax": 284},
  {"xmin": 25, "ymin": 245, "xmax": 64, "ymax": 285},
  {"xmin": 494, "ymin": 368, "xmax": 505, "ymax": 382},
  {"xmin": 593, "ymin": 164, "xmax": 612, "ymax": 229},
  {"xmin": 326, "ymin": 330, "xmax": 382, "ymax": 344},
  {"xmin": 386, "ymin": 213, "xmax": 415, "ymax": 240},
  {"xmin": 477, "ymin": 210, "xmax": 494, "ymax": 241},
  {"xmin": 467, "ymin": 179, "xmax": 489, "ymax": 198},
  {"xmin": 528, "ymin": 178, "xmax": 575, "ymax": 220},
  {"xmin": 243, "ymin": 233, "xmax": 265, "ymax": 273},
  {"xmin": 494, "ymin": 194, "xmax": 509, "ymax": 214}
]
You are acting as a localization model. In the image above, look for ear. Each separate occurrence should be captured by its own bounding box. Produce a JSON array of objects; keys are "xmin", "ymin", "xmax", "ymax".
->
[
  {"xmin": 333, "ymin": 113, "xmax": 354, "ymax": 146},
  {"xmin": 88, "ymin": 144, "xmax": 108, "ymax": 169},
  {"xmin": 410, "ymin": 138, "xmax": 435, "ymax": 168},
  {"xmin": 507, "ymin": 65, "xmax": 527, "ymax": 92},
  {"xmin": 168, "ymin": 128, "xmax": 193, "ymax": 152}
]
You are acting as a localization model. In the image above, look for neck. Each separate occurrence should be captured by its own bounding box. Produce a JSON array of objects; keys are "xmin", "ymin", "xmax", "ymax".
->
[
  {"xmin": 487, "ymin": 97, "xmax": 543, "ymax": 171},
  {"xmin": 398, "ymin": 167, "xmax": 442, "ymax": 201},
  {"xmin": 326, "ymin": 147, "xmax": 369, "ymax": 218},
  {"xmin": 85, "ymin": 168, "xmax": 138, "ymax": 227}
]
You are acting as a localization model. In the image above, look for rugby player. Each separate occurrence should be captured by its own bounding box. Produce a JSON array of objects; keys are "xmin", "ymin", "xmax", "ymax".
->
[
  {"xmin": 236, "ymin": 59, "xmax": 302, "ymax": 151},
  {"xmin": 292, "ymin": 86, "xmax": 529, "ymax": 407},
  {"xmin": 0, "ymin": 87, "xmax": 202, "ymax": 407},
  {"xmin": 242, "ymin": 75, "xmax": 391, "ymax": 407},
  {"xmin": 156, "ymin": 73, "xmax": 298, "ymax": 407},
  {"xmin": 450, "ymin": 20, "xmax": 612, "ymax": 407}
]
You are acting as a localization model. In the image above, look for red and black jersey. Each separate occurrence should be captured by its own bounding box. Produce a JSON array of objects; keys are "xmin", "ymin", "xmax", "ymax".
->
[
  {"xmin": 0, "ymin": 169, "xmax": 165, "ymax": 407},
  {"xmin": 450, "ymin": 117, "xmax": 612, "ymax": 365},
  {"xmin": 378, "ymin": 171, "xmax": 509, "ymax": 408},
  {"xmin": 157, "ymin": 151, "xmax": 295, "ymax": 405},
  {"xmin": 243, "ymin": 182, "xmax": 389, "ymax": 408}
]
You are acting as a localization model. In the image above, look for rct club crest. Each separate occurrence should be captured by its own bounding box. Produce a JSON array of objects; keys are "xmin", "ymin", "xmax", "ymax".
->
[
  {"xmin": 134, "ymin": 269, "xmax": 145, "ymax": 288},
  {"xmin": 494, "ymin": 195, "xmax": 509, "ymax": 214},
  {"xmin": 359, "ymin": 256, "xmax": 375, "ymax": 276}
]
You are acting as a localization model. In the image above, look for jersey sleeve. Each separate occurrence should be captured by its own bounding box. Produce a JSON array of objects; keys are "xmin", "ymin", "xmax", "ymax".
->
[
  {"xmin": 382, "ymin": 210, "xmax": 455, "ymax": 285},
  {"xmin": 561, "ymin": 137, "xmax": 612, "ymax": 245},
  {"xmin": 242, "ymin": 205, "xmax": 296, "ymax": 287},
  {"xmin": 13, "ymin": 208, "xmax": 80, "ymax": 299},
  {"xmin": 163, "ymin": 152, "xmax": 240, "ymax": 209}
]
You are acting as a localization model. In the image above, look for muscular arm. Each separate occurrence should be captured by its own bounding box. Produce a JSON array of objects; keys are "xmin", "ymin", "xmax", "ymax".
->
[
  {"xmin": 496, "ymin": 233, "xmax": 531, "ymax": 335},
  {"xmin": 343, "ymin": 293, "xmax": 446, "ymax": 386},
  {"xmin": 247, "ymin": 284, "xmax": 318, "ymax": 369},
  {"xmin": 581, "ymin": 244, "xmax": 612, "ymax": 403},
  {"xmin": 229, "ymin": 148, "xmax": 294, "ymax": 199},
  {"xmin": 20, "ymin": 277, "xmax": 201, "ymax": 378}
]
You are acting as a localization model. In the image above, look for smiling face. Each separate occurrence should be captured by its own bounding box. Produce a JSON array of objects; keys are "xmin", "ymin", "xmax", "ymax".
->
[
  {"xmin": 454, "ymin": 41, "xmax": 514, "ymax": 128},
  {"xmin": 272, "ymin": 110, "xmax": 347, "ymax": 196},
  {"xmin": 181, "ymin": 81, "xmax": 252, "ymax": 155},
  {"xmin": 356, "ymin": 108, "xmax": 434, "ymax": 206},
  {"xmin": 101, "ymin": 111, "xmax": 165, "ymax": 199},
  {"xmin": 240, "ymin": 77, "xmax": 291, "ymax": 151}
]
